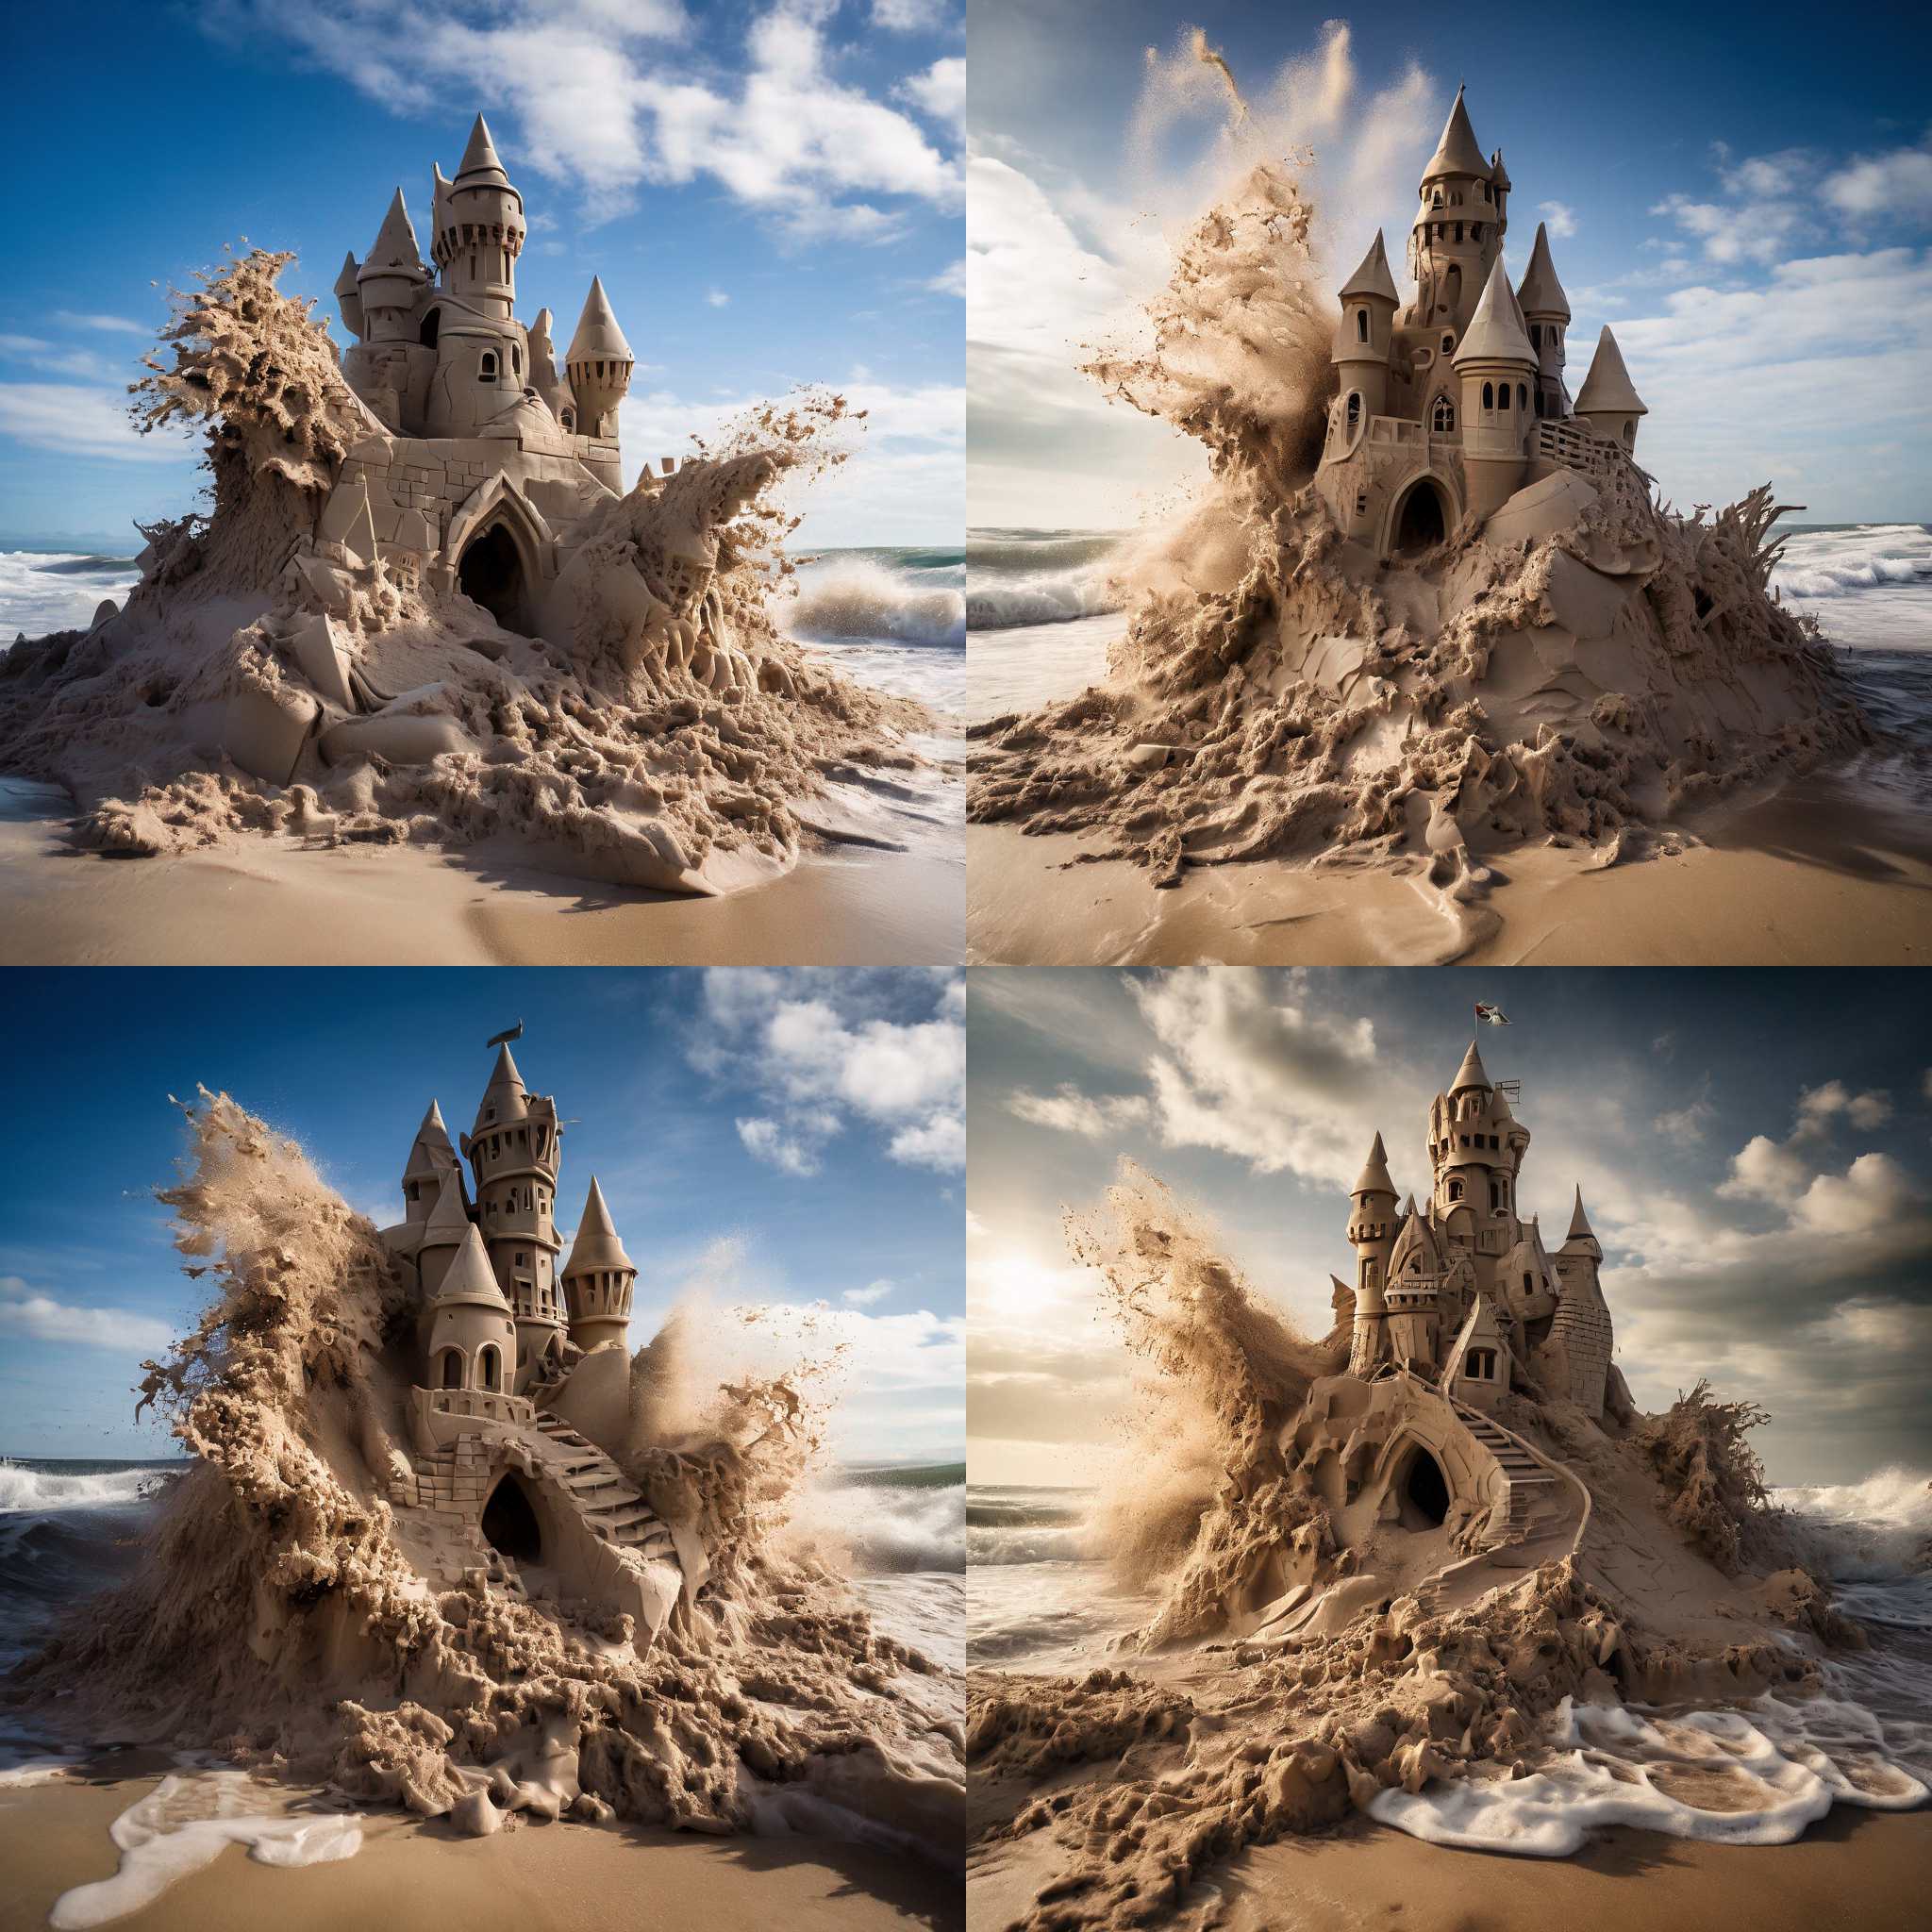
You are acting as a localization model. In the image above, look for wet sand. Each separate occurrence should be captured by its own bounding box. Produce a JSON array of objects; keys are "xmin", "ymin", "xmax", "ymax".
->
[
  {"xmin": 0, "ymin": 786, "xmax": 963, "ymax": 966},
  {"xmin": 969, "ymin": 1803, "xmax": 1931, "ymax": 1932},
  {"xmin": 966, "ymin": 824, "xmax": 1930, "ymax": 966},
  {"xmin": 0, "ymin": 1761, "xmax": 960, "ymax": 1932}
]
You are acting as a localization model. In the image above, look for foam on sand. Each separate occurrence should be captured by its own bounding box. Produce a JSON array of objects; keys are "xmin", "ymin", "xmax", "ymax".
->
[{"xmin": 0, "ymin": 253, "xmax": 932, "ymax": 898}]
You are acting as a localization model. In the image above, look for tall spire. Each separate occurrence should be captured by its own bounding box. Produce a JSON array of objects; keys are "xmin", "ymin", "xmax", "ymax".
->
[
  {"xmin": 1452, "ymin": 257, "xmax": 1537, "ymax": 370},
  {"xmin": 1567, "ymin": 1186, "xmax": 1594, "ymax": 1241},
  {"xmin": 473, "ymin": 1041, "xmax": 529, "ymax": 1135},
  {"xmin": 1448, "ymin": 1037, "xmax": 1492, "ymax": 1094},
  {"xmin": 1353, "ymin": 1131, "xmax": 1397, "ymax": 1198},
  {"xmin": 563, "ymin": 1176, "xmax": 636, "ymax": 1278},
  {"xmin": 1516, "ymin": 222, "xmax": 1571, "ymax": 321},
  {"xmin": 433, "ymin": 1224, "xmax": 511, "ymax": 1308},
  {"xmin": 455, "ymin": 113, "xmax": 510, "ymax": 190},
  {"xmin": 566, "ymin": 276, "xmax": 634, "ymax": 364},
  {"xmin": 421, "ymin": 1164, "xmax": 472, "ymax": 1247},
  {"xmin": 1423, "ymin": 85, "xmax": 1489, "ymax": 181},
  {"xmin": 363, "ymin": 187, "xmax": 425, "ymax": 275},
  {"xmin": 1340, "ymin": 231, "xmax": 1399, "ymax": 306},
  {"xmin": 1574, "ymin": 326, "xmax": 1647, "ymax": 417},
  {"xmin": 405, "ymin": 1098, "xmax": 456, "ymax": 1185}
]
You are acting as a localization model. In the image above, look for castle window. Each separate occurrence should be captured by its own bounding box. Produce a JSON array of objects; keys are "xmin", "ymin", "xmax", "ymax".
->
[
  {"xmin": 477, "ymin": 1346, "xmax": 500, "ymax": 1392},
  {"xmin": 561, "ymin": 408, "xmax": 575, "ymax": 432},
  {"xmin": 440, "ymin": 1349, "xmax": 462, "ymax": 1391},
  {"xmin": 1501, "ymin": 384, "xmax": 1514, "ymax": 410},
  {"xmin": 420, "ymin": 308, "xmax": 441, "ymax": 349},
  {"xmin": 1432, "ymin": 190, "xmax": 1443, "ymax": 208},
  {"xmin": 1345, "ymin": 391, "xmax": 1361, "ymax": 429},
  {"xmin": 1432, "ymin": 395, "xmax": 1455, "ymax": 432},
  {"xmin": 1448, "ymin": 1179, "xmax": 1465, "ymax": 1201},
  {"xmin": 1482, "ymin": 381, "xmax": 1494, "ymax": 410},
  {"xmin": 1530, "ymin": 324, "xmax": 1541, "ymax": 350},
  {"xmin": 1473, "ymin": 224, "xmax": 1483, "ymax": 243},
  {"xmin": 1518, "ymin": 383, "xmax": 1528, "ymax": 410},
  {"xmin": 511, "ymin": 342, "xmax": 522, "ymax": 375},
  {"xmin": 1356, "ymin": 307, "xmax": 1368, "ymax": 342},
  {"xmin": 1441, "ymin": 333, "xmax": 1454, "ymax": 355},
  {"xmin": 479, "ymin": 350, "xmax": 499, "ymax": 382},
  {"xmin": 1535, "ymin": 391, "xmax": 1545, "ymax": 417},
  {"xmin": 1623, "ymin": 419, "xmax": 1635, "ymax": 445},
  {"xmin": 1465, "ymin": 1348, "xmax": 1496, "ymax": 1380},
  {"xmin": 1524, "ymin": 1272, "xmax": 1534, "ymax": 1294},
  {"xmin": 1454, "ymin": 222, "xmax": 1463, "ymax": 243}
]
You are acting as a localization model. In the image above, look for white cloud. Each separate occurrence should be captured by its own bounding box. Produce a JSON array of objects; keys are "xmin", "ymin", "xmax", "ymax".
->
[
  {"xmin": 0, "ymin": 384, "xmax": 193, "ymax": 463},
  {"xmin": 1539, "ymin": 200, "xmax": 1576, "ymax": 240},
  {"xmin": 1823, "ymin": 142, "xmax": 1932, "ymax": 222},
  {"xmin": 1791, "ymin": 1152, "xmax": 1914, "ymax": 1236},
  {"xmin": 1654, "ymin": 1097, "xmax": 1716, "ymax": 1144},
  {"xmin": 843, "ymin": 1278, "xmax": 895, "ymax": 1307},
  {"xmin": 899, "ymin": 56, "xmax": 964, "ymax": 135},
  {"xmin": 0, "ymin": 1274, "xmax": 175, "ymax": 1352},
  {"xmin": 871, "ymin": 0, "xmax": 945, "ymax": 27},
  {"xmin": 925, "ymin": 258, "xmax": 965, "ymax": 297},
  {"xmin": 705, "ymin": 287, "xmax": 729, "ymax": 308},
  {"xmin": 1008, "ymin": 1085, "xmax": 1151, "ymax": 1139},
  {"xmin": 54, "ymin": 311, "xmax": 150, "ymax": 335}
]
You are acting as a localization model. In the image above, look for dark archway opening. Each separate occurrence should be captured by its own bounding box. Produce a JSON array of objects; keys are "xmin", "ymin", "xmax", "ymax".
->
[
  {"xmin": 1393, "ymin": 482, "xmax": 1447, "ymax": 555},
  {"xmin": 458, "ymin": 524, "xmax": 527, "ymax": 633},
  {"xmin": 1401, "ymin": 1449, "xmax": 1451, "ymax": 1528},
  {"xmin": 481, "ymin": 1474, "xmax": 542, "ymax": 1562},
  {"xmin": 419, "ymin": 308, "xmax": 441, "ymax": 349}
]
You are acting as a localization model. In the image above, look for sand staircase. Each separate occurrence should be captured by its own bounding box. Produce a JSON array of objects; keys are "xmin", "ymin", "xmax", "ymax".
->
[{"xmin": 526, "ymin": 1412, "xmax": 678, "ymax": 1570}]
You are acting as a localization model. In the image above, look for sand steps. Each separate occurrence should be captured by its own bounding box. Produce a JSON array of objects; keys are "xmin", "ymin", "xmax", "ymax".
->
[{"xmin": 528, "ymin": 1412, "xmax": 678, "ymax": 1565}]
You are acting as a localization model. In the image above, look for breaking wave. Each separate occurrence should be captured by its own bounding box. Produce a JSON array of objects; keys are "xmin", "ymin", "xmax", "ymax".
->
[
  {"xmin": 783, "ymin": 551, "xmax": 965, "ymax": 647},
  {"xmin": 0, "ymin": 551, "xmax": 142, "ymax": 641},
  {"xmin": 966, "ymin": 530, "xmax": 1123, "ymax": 631},
  {"xmin": 1771, "ymin": 525, "xmax": 1932, "ymax": 602},
  {"xmin": 966, "ymin": 1489, "xmax": 1091, "ymax": 1566}
]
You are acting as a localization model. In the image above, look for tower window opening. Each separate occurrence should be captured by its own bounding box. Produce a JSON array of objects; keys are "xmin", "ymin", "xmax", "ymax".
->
[
  {"xmin": 479, "ymin": 350, "xmax": 499, "ymax": 382},
  {"xmin": 1346, "ymin": 391, "xmax": 1361, "ymax": 429},
  {"xmin": 1448, "ymin": 1179, "xmax": 1465, "ymax": 1202},
  {"xmin": 1498, "ymin": 384, "xmax": 1510, "ymax": 410},
  {"xmin": 477, "ymin": 1345, "xmax": 500, "ymax": 1392},
  {"xmin": 1518, "ymin": 383, "xmax": 1527, "ymax": 409},
  {"xmin": 1455, "ymin": 222, "xmax": 1463, "ymax": 242},
  {"xmin": 1623, "ymin": 419, "xmax": 1635, "ymax": 445},
  {"xmin": 1535, "ymin": 391, "xmax": 1545, "ymax": 417},
  {"xmin": 440, "ymin": 1349, "xmax": 462, "ymax": 1390},
  {"xmin": 1441, "ymin": 333, "xmax": 1454, "ymax": 354},
  {"xmin": 1432, "ymin": 394, "xmax": 1456, "ymax": 432},
  {"xmin": 1473, "ymin": 224, "xmax": 1483, "ymax": 242},
  {"xmin": 1524, "ymin": 1271, "xmax": 1534, "ymax": 1294},
  {"xmin": 1530, "ymin": 324, "xmax": 1541, "ymax": 350},
  {"xmin": 1356, "ymin": 307, "xmax": 1368, "ymax": 342}
]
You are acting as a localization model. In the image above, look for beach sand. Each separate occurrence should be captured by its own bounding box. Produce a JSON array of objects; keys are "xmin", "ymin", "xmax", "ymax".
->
[
  {"xmin": 967, "ymin": 1799, "xmax": 1930, "ymax": 1932},
  {"xmin": 0, "ymin": 785, "xmax": 962, "ymax": 966},
  {"xmin": 965, "ymin": 822, "xmax": 1930, "ymax": 966},
  {"xmin": 0, "ymin": 1757, "xmax": 960, "ymax": 1932}
]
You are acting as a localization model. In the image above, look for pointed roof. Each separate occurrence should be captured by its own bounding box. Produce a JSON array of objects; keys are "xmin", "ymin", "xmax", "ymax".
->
[
  {"xmin": 1449, "ymin": 1037, "xmax": 1492, "ymax": 1094},
  {"xmin": 361, "ymin": 188, "xmax": 425, "ymax": 279},
  {"xmin": 473, "ymin": 1041, "xmax": 529, "ymax": 1135},
  {"xmin": 1574, "ymin": 326, "xmax": 1647, "ymax": 416},
  {"xmin": 563, "ymin": 1176, "xmax": 636, "ymax": 1279},
  {"xmin": 1353, "ymin": 1131, "xmax": 1397, "ymax": 1199},
  {"xmin": 1516, "ymin": 223, "xmax": 1570, "ymax": 321},
  {"xmin": 433, "ymin": 1224, "xmax": 511, "ymax": 1310},
  {"xmin": 1340, "ymin": 231, "xmax": 1399, "ymax": 306},
  {"xmin": 420, "ymin": 1164, "xmax": 472, "ymax": 1250},
  {"xmin": 1390, "ymin": 1197, "xmax": 1443, "ymax": 1279},
  {"xmin": 1453, "ymin": 258, "xmax": 1537, "ymax": 370},
  {"xmin": 1566, "ymin": 1187, "xmax": 1596, "ymax": 1241},
  {"xmin": 1489, "ymin": 146, "xmax": 1512, "ymax": 193},
  {"xmin": 334, "ymin": 250, "xmax": 361, "ymax": 298},
  {"xmin": 1441, "ymin": 1291, "xmax": 1510, "ymax": 1391},
  {"xmin": 1423, "ymin": 86, "xmax": 1490, "ymax": 182},
  {"xmin": 566, "ymin": 277, "xmax": 634, "ymax": 364},
  {"xmin": 404, "ymin": 1099, "xmax": 456, "ymax": 1184},
  {"xmin": 454, "ymin": 113, "xmax": 511, "ymax": 191}
]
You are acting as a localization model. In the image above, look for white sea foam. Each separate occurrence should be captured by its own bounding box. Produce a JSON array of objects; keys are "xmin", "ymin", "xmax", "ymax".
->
[
  {"xmin": 0, "ymin": 550, "xmax": 142, "ymax": 641},
  {"xmin": 966, "ymin": 568, "xmax": 1123, "ymax": 632},
  {"xmin": 1771, "ymin": 525, "xmax": 1932, "ymax": 601},
  {"xmin": 781, "ymin": 555, "xmax": 966, "ymax": 648},
  {"xmin": 49, "ymin": 1770, "xmax": 362, "ymax": 1930},
  {"xmin": 0, "ymin": 1462, "xmax": 168, "ymax": 1513}
]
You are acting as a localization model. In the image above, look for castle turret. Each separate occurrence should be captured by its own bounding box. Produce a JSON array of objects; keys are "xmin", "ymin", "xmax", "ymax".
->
[
  {"xmin": 1550, "ymin": 1187, "xmax": 1613, "ymax": 1417},
  {"xmin": 417, "ymin": 1164, "xmax": 473, "ymax": 1302},
  {"xmin": 1515, "ymin": 222, "xmax": 1572, "ymax": 421},
  {"xmin": 1574, "ymin": 326, "xmax": 1647, "ymax": 456},
  {"xmin": 565, "ymin": 277, "xmax": 634, "ymax": 441},
  {"xmin": 1452, "ymin": 258, "xmax": 1538, "ymax": 523},
  {"xmin": 1345, "ymin": 1131, "xmax": 1399, "ymax": 1374},
  {"xmin": 402, "ymin": 1099, "xmax": 458, "ymax": 1222},
  {"xmin": 357, "ymin": 189, "xmax": 430, "ymax": 344},
  {"xmin": 1427, "ymin": 1035, "xmax": 1532, "ymax": 1292},
  {"xmin": 1333, "ymin": 233, "xmax": 1400, "ymax": 429},
  {"xmin": 462, "ymin": 1042, "xmax": 564, "ymax": 1393},
  {"xmin": 421, "ymin": 1223, "xmax": 517, "ymax": 1396},
  {"xmin": 334, "ymin": 251, "xmax": 366, "ymax": 340},
  {"xmin": 1440, "ymin": 1291, "xmax": 1511, "ymax": 1412},
  {"xmin": 1384, "ymin": 1195, "xmax": 1444, "ymax": 1369},
  {"xmin": 560, "ymin": 1176, "xmax": 637, "ymax": 1355},
  {"xmin": 1409, "ymin": 87, "xmax": 1506, "ymax": 339},
  {"xmin": 433, "ymin": 115, "xmax": 525, "ymax": 324}
]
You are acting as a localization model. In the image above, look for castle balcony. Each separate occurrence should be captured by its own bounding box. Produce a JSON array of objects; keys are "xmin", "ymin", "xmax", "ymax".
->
[
  {"xmin": 1533, "ymin": 417, "xmax": 1621, "ymax": 479},
  {"xmin": 413, "ymin": 1383, "xmax": 534, "ymax": 1446}
]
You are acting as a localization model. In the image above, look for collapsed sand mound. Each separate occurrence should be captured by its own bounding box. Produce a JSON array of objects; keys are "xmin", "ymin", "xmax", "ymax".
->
[
  {"xmin": 5, "ymin": 1092, "xmax": 961, "ymax": 1863},
  {"xmin": 966, "ymin": 1172, "xmax": 1887, "ymax": 1928},
  {"xmin": 969, "ymin": 145, "xmax": 1871, "ymax": 898},
  {"xmin": 0, "ymin": 252, "xmax": 926, "ymax": 896}
]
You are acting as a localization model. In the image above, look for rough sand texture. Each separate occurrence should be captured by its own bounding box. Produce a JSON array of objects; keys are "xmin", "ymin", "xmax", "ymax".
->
[
  {"xmin": 967, "ymin": 118, "xmax": 1874, "ymax": 929},
  {"xmin": 3, "ymin": 1094, "xmax": 961, "ymax": 1873},
  {"xmin": 0, "ymin": 1760, "xmax": 961, "ymax": 1932},
  {"xmin": 964, "ymin": 1174, "xmax": 1903, "ymax": 1930},
  {"xmin": 0, "ymin": 253, "xmax": 931, "ymax": 899}
]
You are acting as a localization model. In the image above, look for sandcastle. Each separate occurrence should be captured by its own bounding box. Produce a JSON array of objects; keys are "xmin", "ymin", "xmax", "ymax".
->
[
  {"xmin": 377, "ymin": 1037, "xmax": 698, "ymax": 1642},
  {"xmin": 1316, "ymin": 88, "xmax": 1649, "ymax": 557}
]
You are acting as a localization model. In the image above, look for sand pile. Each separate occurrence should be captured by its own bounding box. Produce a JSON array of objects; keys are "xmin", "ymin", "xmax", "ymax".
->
[
  {"xmin": 5, "ymin": 1091, "xmax": 962, "ymax": 1865},
  {"xmin": 968, "ymin": 87, "xmax": 1871, "ymax": 901},
  {"xmin": 0, "ymin": 251, "xmax": 926, "ymax": 896},
  {"xmin": 966, "ymin": 1171, "xmax": 1900, "ymax": 1929}
]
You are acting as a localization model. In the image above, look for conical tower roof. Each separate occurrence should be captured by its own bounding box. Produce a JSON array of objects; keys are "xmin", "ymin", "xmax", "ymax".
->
[
  {"xmin": 334, "ymin": 250, "xmax": 361, "ymax": 299},
  {"xmin": 1441, "ymin": 1291, "xmax": 1510, "ymax": 1387},
  {"xmin": 473, "ymin": 1041, "xmax": 529, "ymax": 1134},
  {"xmin": 1340, "ymin": 231, "xmax": 1399, "ymax": 306},
  {"xmin": 1567, "ymin": 1186, "xmax": 1595, "ymax": 1242},
  {"xmin": 361, "ymin": 188, "xmax": 425, "ymax": 279},
  {"xmin": 1448, "ymin": 1037, "xmax": 1492, "ymax": 1093},
  {"xmin": 566, "ymin": 276, "xmax": 634, "ymax": 364},
  {"xmin": 1353, "ymin": 1131, "xmax": 1397, "ymax": 1198},
  {"xmin": 454, "ymin": 113, "xmax": 511, "ymax": 191},
  {"xmin": 404, "ymin": 1099, "xmax": 456, "ymax": 1184},
  {"xmin": 563, "ymin": 1177, "xmax": 636, "ymax": 1279},
  {"xmin": 421, "ymin": 1164, "xmax": 472, "ymax": 1250},
  {"xmin": 1453, "ymin": 258, "xmax": 1537, "ymax": 370},
  {"xmin": 1516, "ymin": 222, "xmax": 1570, "ymax": 321},
  {"xmin": 434, "ymin": 1224, "xmax": 510, "ymax": 1310},
  {"xmin": 1574, "ymin": 326, "xmax": 1646, "ymax": 416},
  {"xmin": 1423, "ymin": 86, "xmax": 1489, "ymax": 181}
]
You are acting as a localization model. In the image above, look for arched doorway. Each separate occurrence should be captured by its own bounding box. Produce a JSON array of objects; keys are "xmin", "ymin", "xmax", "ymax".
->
[
  {"xmin": 458, "ymin": 523, "xmax": 528, "ymax": 633},
  {"xmin": 1397, "ymin": 1445, "xmax": 1451, "ymax": 1528},
  {"xmin": 1391, "ymin": 478, "xmax": 1450, "ymax": 556},
  {"xmin": 481, "ymin": 1473, "xmax": 543, "ymax": 1562}
]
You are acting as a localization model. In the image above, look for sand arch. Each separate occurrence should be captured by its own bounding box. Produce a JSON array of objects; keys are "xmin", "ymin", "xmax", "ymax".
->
[{"xmin": 1385, "ymin": 472, "xmax": 1457, "ymax": 556}]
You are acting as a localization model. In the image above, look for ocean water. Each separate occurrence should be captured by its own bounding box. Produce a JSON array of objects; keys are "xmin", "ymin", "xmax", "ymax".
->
[
  {"xmin": 963, "ymin": 524, "xmax": 1932, "ymax": 777},
  {"xmin": 967, "ymin": 1469, "xmax": 1932, "ymax": 1851}
]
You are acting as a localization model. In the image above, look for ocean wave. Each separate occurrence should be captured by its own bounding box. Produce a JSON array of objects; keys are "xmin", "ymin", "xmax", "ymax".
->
[
  {"xmin": 1772, "ymin": 1466, "xmax": 1932, "ymax": 1580},
  {"xmin": 1771, "ymin": 524, "xmax": 1932, "ymax": 600},
  {"xmin": 806, "ymin": 1478, "xmax": 965, "ymax": 1574},
  {"xmin": 0, "ymin": 550, "xmax": 142, "ymax": 641},
  {"xmin": 967, "ymin": 1524, "xmax": 1091, "ymax": 1566},
  {"xmin": 967, "ymin": 569, "xmax": 1124, "ymax": 632},
  {"xmin": 781, "ymin": 556, "xmax": 965, "ymax": 648},
  {"xmin": 0, "ymin": 1461, "xmax": 173, "ymax": 1512}
]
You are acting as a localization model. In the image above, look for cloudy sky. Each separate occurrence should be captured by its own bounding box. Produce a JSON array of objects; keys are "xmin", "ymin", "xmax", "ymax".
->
[
  {"xmin": 1, "ymin": 1, "xmax": 963, "ymax": 550},
  {"xmin": 0, "ymin": 968, "xmax": 963, "ymax": 1466},
  {"xmin": 968, "ymin": 0, "xmax": 1932, "ymax": 529},
  {"xmin": 969, "ymin": 969, "xmax": 1932, "ymax": 1489}
]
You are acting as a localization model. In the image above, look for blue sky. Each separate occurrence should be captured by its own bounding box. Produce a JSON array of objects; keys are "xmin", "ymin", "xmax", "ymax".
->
[
  {"xmin": 969, "ymin": 0, "xmax": 1932, "ymax": 527},
  {"xmin": 0, "ymin": 1, "xmax": 964, "ymax": 551},
  {"xmin": 969, "ymin": 969, "xmax": 1932, "ymax": 1488},
  {"xmin": 0, "ymin": 967, "xmax": 964, "ymax": 1465}
]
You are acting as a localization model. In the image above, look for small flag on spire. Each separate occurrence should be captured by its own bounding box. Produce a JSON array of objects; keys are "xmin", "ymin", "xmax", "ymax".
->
[
  {"xmin": 486, "ymin": 1020, "xmax": 524, "ymax": 1049},
  {"xmin": 1474, "ymin": 1002, "xmax": 1510, "ymax": 1026}
]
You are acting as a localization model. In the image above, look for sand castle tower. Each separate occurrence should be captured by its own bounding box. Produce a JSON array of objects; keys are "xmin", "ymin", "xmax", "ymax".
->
[
  {"xmin": 1440, "ymin": 1292, "xmax": 1512, "ymax": 1412},
  {"xmin": 462, "ymin": 1043, "xmax": 564, "ymax": 1395},
  {"xmin": 565, "ymin": 277, "xmax": 636, "ymax": 441},
  {"xmin": 1427, "ymin": 1037, "xmax": 1533, "ymax": 1274},
  {"xmin": 416, "ymin": 1167, "xmax": 475, "ymax": 1303},
  {"xmin": 1452, "ymin": 261, "xmax": 1539, "ymax": 522},
  {"xmin": 1384, "ymin": 1199, "xmax": 1446, "ymax": 1366},
  {"xmin": 1574, "ymin": 327, "xmax": 1648, "ymax": 455},
  {"xmin": 1408, "ymin": 86, "xmax": 1506, "ymax": 339},
  {"xmin": 421, "ymin": 1223, "xmax": 518, "ymax": 1395},
  {"xmin": 1550, "ymin": 1188, "xmax": 1614, "ymax": 1416},
  {"xmin": 402, "ymin": 1100, "xmax": 458, "ymax": 1221},
  {"xmin": 1334, "ymin": 236, "xmax": 1401, "ymax": 426},
  {"xmin": 432, "ymin": 116, "xmax": 525, "ymax": 325},
  {"xmin": 1516, "ymin": 222, "xmax": 1572, "ymax": 421},
  {"xmin": 560, "ymin": 1177, "xmax": 638, "ymax": 1354}
]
